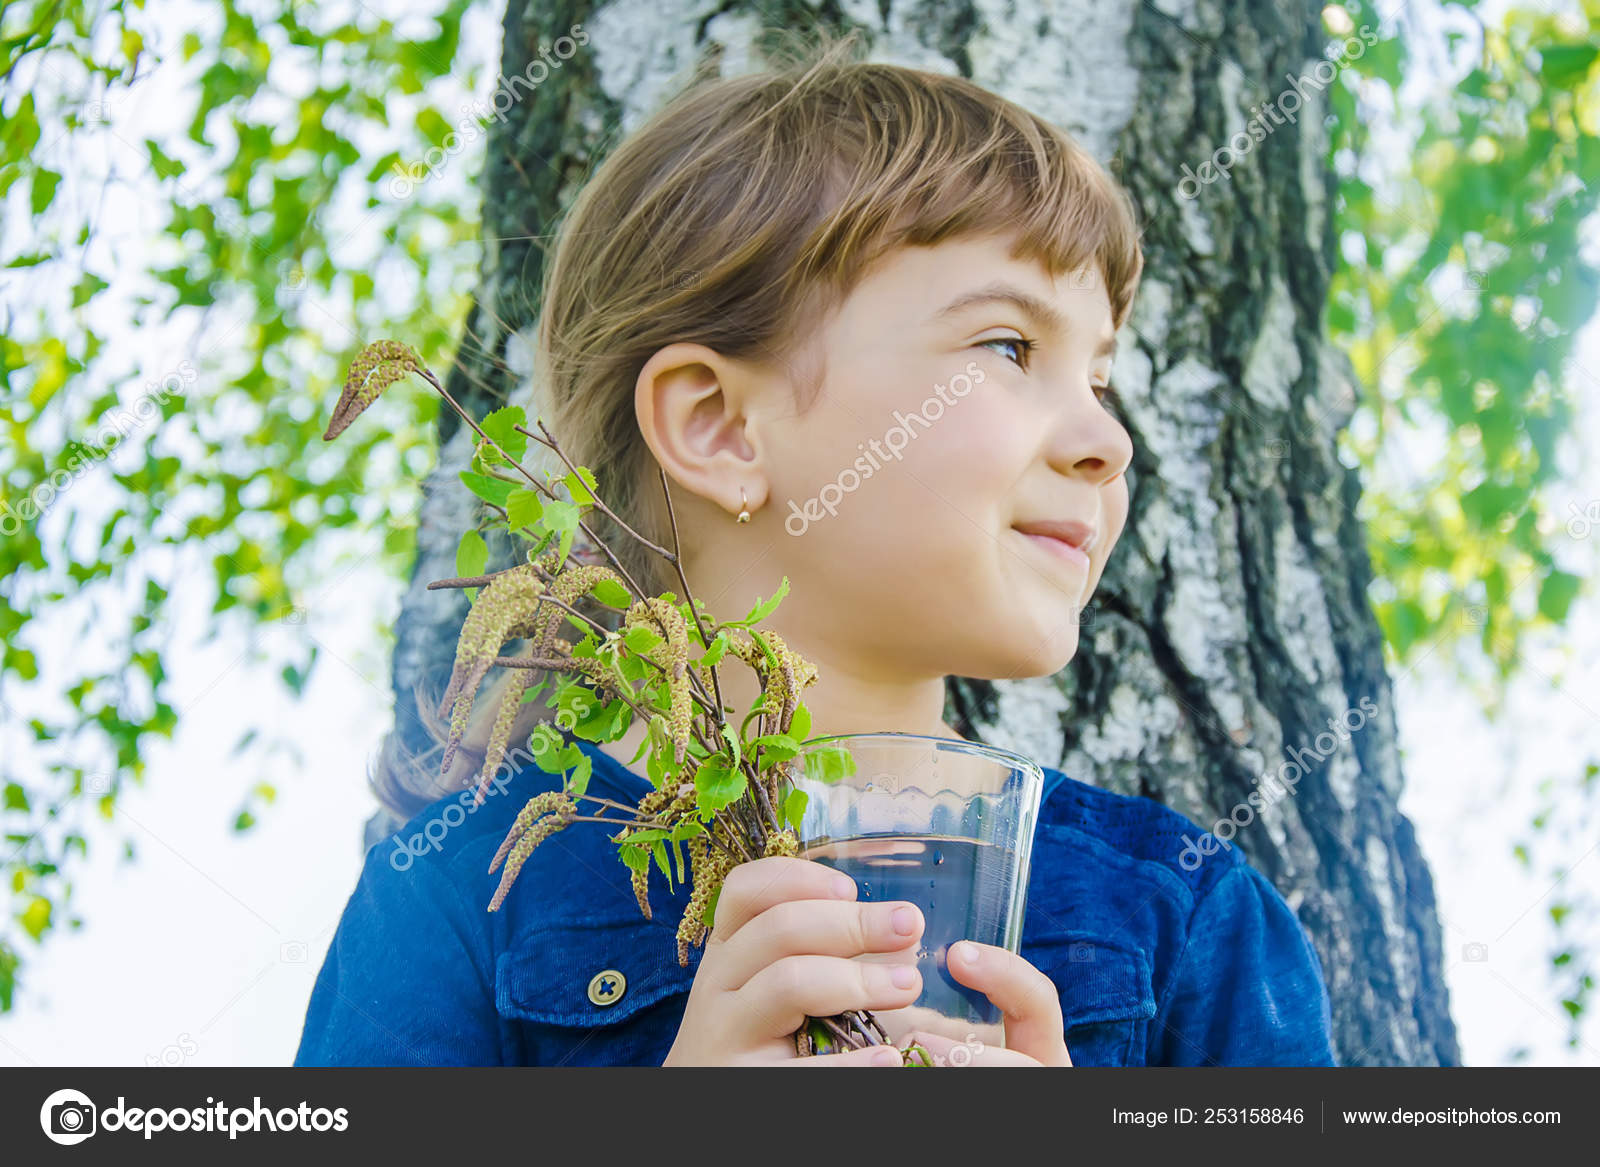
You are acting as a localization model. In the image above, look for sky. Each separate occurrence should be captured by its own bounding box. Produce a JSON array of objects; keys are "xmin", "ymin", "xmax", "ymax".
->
[{"xmin": 0, "ymin": 0, "xmax": 1595, "ymax": 1068}]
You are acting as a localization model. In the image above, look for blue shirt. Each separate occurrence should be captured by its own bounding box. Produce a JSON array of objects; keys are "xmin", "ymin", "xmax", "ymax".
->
[{"xmin": 294, "ymin": 737, "xmax": 1337, "ymax": 1067}]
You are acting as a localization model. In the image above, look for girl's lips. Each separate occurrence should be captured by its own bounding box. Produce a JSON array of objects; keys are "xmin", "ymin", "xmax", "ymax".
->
[{"xmin": 1015, "ymin": 528, "xmax": 1091, "ymax": 571}]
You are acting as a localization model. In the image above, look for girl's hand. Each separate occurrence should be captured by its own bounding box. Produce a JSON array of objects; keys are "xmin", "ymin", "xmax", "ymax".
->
[
  {"xmin": 902, "ymin": 939, "xmax": 1073, "ymax": 1066},
  {"xmin": 660, "ymin": 856, "xmax": 926, "ymax": 1066}
]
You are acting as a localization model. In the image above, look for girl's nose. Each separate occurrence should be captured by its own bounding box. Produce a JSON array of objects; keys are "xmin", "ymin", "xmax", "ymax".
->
[{"xmin": 1043, "ymin": 390, "xmax": 1133, "ymax": 487}]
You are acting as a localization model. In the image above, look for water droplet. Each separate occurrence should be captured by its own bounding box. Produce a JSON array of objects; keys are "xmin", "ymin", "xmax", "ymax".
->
[
  {"xmin": 928, "ymin": 879, "xmax": 936, "ymax": 889},
  {"xmin": 933, "ymin": 849, "xmax": 945, "ymax": 865},
  {"xmin": 864, "ymin": 782, "xmax": 876, "ymax": 791}
]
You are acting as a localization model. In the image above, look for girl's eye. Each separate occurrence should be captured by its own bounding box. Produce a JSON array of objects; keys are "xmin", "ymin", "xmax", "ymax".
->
[{"xmin": 976, "ymin": 335, "xmax": 1035, "ymax": 370}]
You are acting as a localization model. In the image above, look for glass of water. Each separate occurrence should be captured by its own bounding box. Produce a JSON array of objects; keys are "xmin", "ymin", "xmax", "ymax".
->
[{"xmin": 783, "ymin": 732, "xmax": 1045, "ymax": 1049}]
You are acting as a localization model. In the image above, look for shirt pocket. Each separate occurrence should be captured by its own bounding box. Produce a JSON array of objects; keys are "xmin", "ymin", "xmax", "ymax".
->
[
  {"xmin": 1024, "ymin": 933, "xmax": 1158, "ymax": 1067},
  {"xmin": 495, "ymin": 914, "xmax": 700, "ymax": 1066}
]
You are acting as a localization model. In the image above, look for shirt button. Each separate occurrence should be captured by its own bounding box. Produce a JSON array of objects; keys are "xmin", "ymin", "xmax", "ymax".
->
[{"xmin": 587, "ymin": 969, "xmax": 627, "ymax": 1006}]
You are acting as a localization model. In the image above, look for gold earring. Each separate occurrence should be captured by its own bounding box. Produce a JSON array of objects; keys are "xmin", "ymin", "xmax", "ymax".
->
[{"xmin": 736, "ymin": 487, "xmax": 751, "ymax": 524}]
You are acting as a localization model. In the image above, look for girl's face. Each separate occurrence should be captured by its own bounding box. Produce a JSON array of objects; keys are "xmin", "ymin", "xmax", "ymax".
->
[{"xmin": 648, "ymin": 230, "xmax": 1134, "ymax": 692}]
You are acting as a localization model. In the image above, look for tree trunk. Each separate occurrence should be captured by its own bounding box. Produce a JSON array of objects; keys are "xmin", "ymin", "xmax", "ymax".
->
[{"xmin": 377, "ymin": 0, "xmax": 1461, "ymax": 1067}]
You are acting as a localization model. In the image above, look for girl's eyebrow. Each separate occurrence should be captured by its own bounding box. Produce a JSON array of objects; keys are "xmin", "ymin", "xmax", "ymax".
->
[{"xmin": 929, "ymin": 280, "xmax": 1118, "ymax": 359}]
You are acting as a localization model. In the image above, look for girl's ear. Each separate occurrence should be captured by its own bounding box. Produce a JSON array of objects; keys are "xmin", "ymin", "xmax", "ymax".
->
[{"xmin": 633, "ymin": 341, "xmax": 770, "ymax": 518}]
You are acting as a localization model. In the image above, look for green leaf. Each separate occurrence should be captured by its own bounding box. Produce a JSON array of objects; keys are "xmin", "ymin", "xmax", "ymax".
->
[
  {"xmin": 720, "ymin": 723, "xmax": 742, "ymax": 767},
  {"xmin": 694, "ymin": 758, "xmax": 747, "ymax": 814},
  {"xmin": 621, "ymin": 828, "xmax": 671, "ymax": 845},
  {"xmin": 20, "ymin": 896, "xmax": 51, "ymax": 941},
  {"xmin": 753, "ymin": 734, "xmax": 801, "ymax": 770},
  {"xmin": 1537, "ymin": 570, "xmax": 1581, "ymax": 624},
  {"xmin": 145, "ymin": 139, "xmax": 185, "ymax": 180},
  {"xmin": 652, "ymin": 841, "xmax": 672, "ymax": 884},
  {"xmin": 562, "ymin": 466, "xmax": 598, "ymax": 506},
  {"xmin": 802, "ymin": 743, "xmax": 855, "ymax": 785},
  {"xmin": 624, "ymin": 625, "xmax": 664, "ymax": 655},
  {"xmin": 725, "ymin": 578, "xmax": 791, "ymax": 628},
  {"xmin": 459, "ymin": 470, "xmax": 516, "ymax": 508},
  {"xmin": 788, "ymin": 702, "xmax": 812, "ymax": 742},
  {"xmin": 478, "ymin": 406, "xmax": 528, "ymax": 464},
  {"xmin": 70, "ymin": 272, "xmax": 109, "ymax": 308},
  {"xmin": 30, "ymin": 169, "xmax": 60, "ymax": 217},
  {"xmin": 506, "ymin": 488, "xmax": 543, "ymax": 530},
  {"xmin": 697, "ymin": 631, "xmax": 729, "ymax": 668},
  {"xmin": 783, "ymin": 788, "xmax": 809, "ymax": 833},
  {"xmin": 456, "ymin": 529, "xmax": 487, "ymax": 578},
  {"xmin": 702, "ymin": 884, "xmax": 721, "ymax": 928},
  {"xmin": 670, "ymin": 818, "xmax": 705, "ymax": 842},
  {"xmin": 566, "ymin": 754, "xmax": 592, "ymax": 799},
  {"xmin": 620, "ymin": 845, "xmax": 650, "ymax": 874},
  {"xmin": 1538, "ymin": 44, "xmax": 1599, "ymax": 88},
  {"xmin": 590, "ymin": 578, "xmax": 631, "ymax": 608}
]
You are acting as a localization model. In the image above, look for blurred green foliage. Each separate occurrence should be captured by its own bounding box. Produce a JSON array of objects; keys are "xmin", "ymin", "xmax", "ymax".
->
[
  {"xmin": 1327, "ymin": 0, "xmax": 1598, "ymax": 693},
  {"xmin": 1, "ymin": 0, "xmax": 483, "ymax": 1011}
]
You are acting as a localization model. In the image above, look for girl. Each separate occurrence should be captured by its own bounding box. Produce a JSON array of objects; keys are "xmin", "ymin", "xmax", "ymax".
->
[{"xmin": 295, "ymin": 35, "xmax": 1336, "ymax": 1068}]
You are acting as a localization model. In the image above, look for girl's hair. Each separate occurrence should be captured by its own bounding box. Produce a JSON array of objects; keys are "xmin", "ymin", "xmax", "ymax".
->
[{"xmin": 367, "ymin": 28, "xmax": 1145, "ymax": 827}]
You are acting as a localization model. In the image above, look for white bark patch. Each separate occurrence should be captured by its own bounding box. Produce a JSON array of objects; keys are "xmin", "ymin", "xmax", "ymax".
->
[
  {"xmin": 1177, "ymin": 192, "xmax": 1216, "ymax": 257},
  {"xmin": 1128, "ymin": 277, "xmax": 1173, "ymax": 356},
  {"xmin": 1364, "ymin": 833, "xmax": 1413, "ymax": 989},
  {"xmin": 834, "ymin": 0, "xmax": 965, "ymax": 74},
  {"xmin": 703, "ymin": 10, "xmax": 764, "ymax": 75},
  {"xmin": 1150, "ymin": 0, "xmax": 1197, "ymax": 25},
  {"xmin": 1271, "ymin": 517, "xmax": 1341, "ymax": 692},
  {"xmin": 1295, "ymin": 66, "xmax": 1329, "ymax": 251},
  {"xmin": 1060, "ymin": 651, "xmax": 1187, "ymax": 788},
  {"xmin": 1324, "ymin": 745, "xmax": 1362, "ymax": 815},
  {"xmin": 589, "ymin": 0, "xmax": 727, "ymax": 132},
  {"xmin": 1241, "ymin": 274, "xmax": 1298, "ymax": 413},
  {"xmin": 1310, "ymin": 336, "xmax": 1360, "ymax": 438},
  {"xmin": 964, "ymin": 0, "xmax": 1141, "ymax": 163},
  {"xmin": 1140, "ymin": 357, "xmax": 1250, "ymax": 732},
  {"xmin": 984, "ymin": 677, "xmax": 1069, "ymax": 772}
]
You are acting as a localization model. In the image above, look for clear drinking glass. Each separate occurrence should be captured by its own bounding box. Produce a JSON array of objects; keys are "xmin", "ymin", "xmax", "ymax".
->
[{"xmin": 784, "ymin": 732, "xmax": 1045, "ymax": 1049}]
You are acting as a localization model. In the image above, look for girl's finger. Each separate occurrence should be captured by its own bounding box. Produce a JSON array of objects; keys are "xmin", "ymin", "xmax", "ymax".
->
[
  {"xmin": 732, "ymin": 953, "xmax": 922, "ymax": 1040},
  {"xmin": 785, "ymin": 1043, "xmax": 907, "ymax": 1067},
  {"xmin": 941, "ymin": 941, "xmax": 1074, "ymax": 1066},
  {"xmin": 711, "ymin": 897, "xmax": 923, "ymax": 989},
  {"xmin": 901, "ymin": 1029, "xmax": 1046, "ymax": 1067},
  {"xmin": 707, "ymin": 857, "xmax": 857, "ymax": 945}
]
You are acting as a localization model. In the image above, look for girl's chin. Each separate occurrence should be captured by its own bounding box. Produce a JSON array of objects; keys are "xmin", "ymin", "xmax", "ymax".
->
[{"xmin": 991, "ymin": 623, "xmax": 1081, "ymax": 680}]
